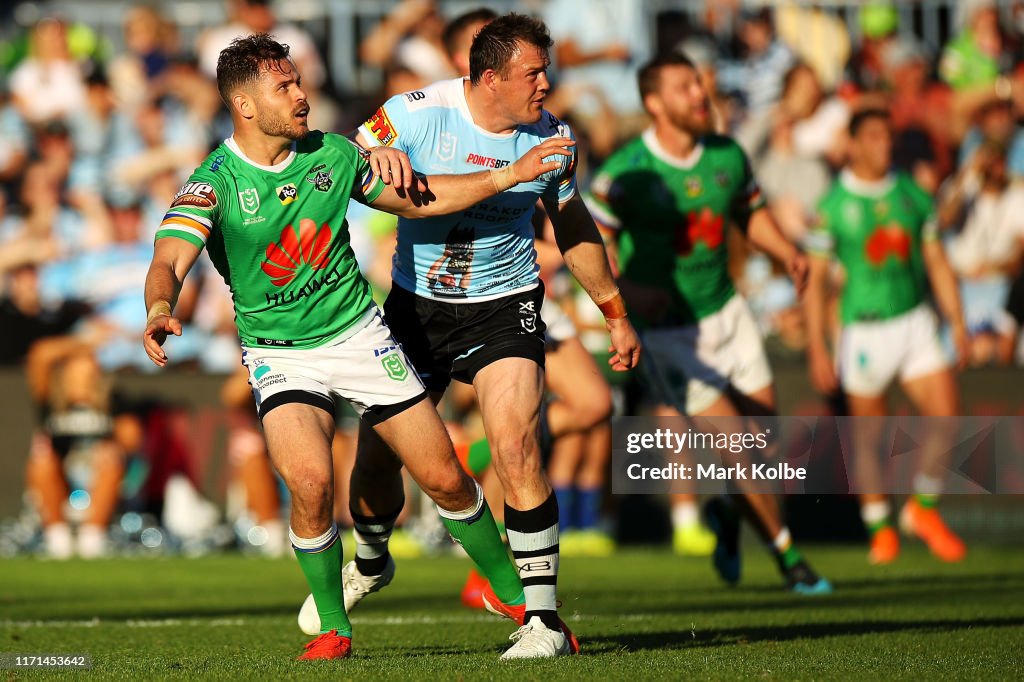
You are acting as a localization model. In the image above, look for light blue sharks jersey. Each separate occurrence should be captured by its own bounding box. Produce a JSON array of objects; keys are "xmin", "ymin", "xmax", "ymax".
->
[{"xmin": 358, "ymin": 78, "xmax": 578, "ymax": 301}]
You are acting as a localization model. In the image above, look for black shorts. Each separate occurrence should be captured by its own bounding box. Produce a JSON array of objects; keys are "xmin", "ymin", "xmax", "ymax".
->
[
  {"xmin": 1008, "ymin": 271, "xmax": 1024, "ymax": 327},
  {"xmin": 383, "ymin": 283, "xmax": 547, "ymax": 392}
]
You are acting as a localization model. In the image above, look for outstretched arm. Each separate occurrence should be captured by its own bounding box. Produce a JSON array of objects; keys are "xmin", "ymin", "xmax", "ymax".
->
[
  {"xmin": 545, "ymin": 193, "xmax": 641, "ymax": 371},
  {"xmin": 143, "ymin": 237, "xmax": 202, "ymax": 368},
  {"xmin": 364, "ymin": 138, "xmax": 575, "ymax": 218},
  {"xmin": 746, "ymin": 207, "xmax": 809, "ymax": 296},
  {"xmin": 804, "ymin": 253, "xmax": 838, "ymax": 395}
]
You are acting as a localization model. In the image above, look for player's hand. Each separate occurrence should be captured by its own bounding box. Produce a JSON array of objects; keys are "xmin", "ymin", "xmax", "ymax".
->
[
  {"xmin": 808, "ymin": 345, "xmax": 838, "ymax": 395},
  {"xmin": 606, "ymin": 316, "xmax": 641, "ymax": 371},
  {"xmin": 786, "ymin": 250, "xmax": 810, "ymax": 297},
  {"xmin": 951, "ymin": 319, "xmax": 970, "ymax": 371},
  {"xmin": 368, "ymin": 146, "xmax": 427, "ymax": 193},
  {"xmin": 512, "ymin": 138, "xmax": 575, "ymax": 184},
  {"xmin": 143, "ymin": 314, "xmax": 182, "ymax": 368}
]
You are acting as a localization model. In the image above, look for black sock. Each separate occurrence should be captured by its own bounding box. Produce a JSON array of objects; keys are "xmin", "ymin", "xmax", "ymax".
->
[{"xmin": 351, "ymin": 505, "xmax": 401, "ymax": 576}]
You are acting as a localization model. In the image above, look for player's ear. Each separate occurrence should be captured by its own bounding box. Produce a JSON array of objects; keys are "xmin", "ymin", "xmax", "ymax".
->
[
  {"xmin": 643, "ymin": 92, "xmax": 662, "ymax": 119},
  {"xmin": 482, "ymin": 68, "xmax": 500, "ymax": 92},
  {"xmin": 232, "ymin": 91, "xmax": 255, "ymax": 120}
]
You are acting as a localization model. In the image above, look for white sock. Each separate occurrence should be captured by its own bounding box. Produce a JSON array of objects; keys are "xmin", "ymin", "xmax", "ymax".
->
[
  {"xmin": 671, "ymin": 501, "xmax": 699, "ymax": 529},
  {"xmin": 861, "ymin": 500, "xmax": 891, "ymax": 527}
]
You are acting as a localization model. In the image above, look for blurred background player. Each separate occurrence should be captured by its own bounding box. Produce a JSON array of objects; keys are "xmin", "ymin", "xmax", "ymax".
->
[
  {"xmin": 805, "ymin": 108, "xmax": 968, "ymax": 565},
  {"xmin": 588, "ymin": 51, "xmax": 830, "ymax": 594},
  {"xmin": 221, "ymin": 362, "xmax": 286, "ymax": 556},
  {"xmin": 24, "ymin": 337, "xmax": 127, "ymax": 558}
]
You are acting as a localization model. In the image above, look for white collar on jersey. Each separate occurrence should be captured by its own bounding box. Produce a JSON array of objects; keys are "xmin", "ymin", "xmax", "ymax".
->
[
  {"xmin": 642, "ymin": 127, "xmax": 704, "ymax": 170},
  {"xmin": 224, "ymin": 136, "xmax": 297, "ymax": 173},
  {"xmin": 839, "ymin": 168, "xmax": 896, "ymax": 197}
]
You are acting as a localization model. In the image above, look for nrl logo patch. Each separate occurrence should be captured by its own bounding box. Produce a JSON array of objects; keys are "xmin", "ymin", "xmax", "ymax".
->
[
  {"xmin": 239, "ymin": 188, "xmax": 260, "ymax": 214},
  {"xmin": 306, "ymin": 167, "xmax": 334, "ymax": 193},
  {"xmin": 381, "ymin": 353, "xmax": 408, "ymax": 381}
]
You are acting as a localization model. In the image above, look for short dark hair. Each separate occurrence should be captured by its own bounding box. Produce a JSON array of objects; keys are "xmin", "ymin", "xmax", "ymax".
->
[
  {"xmin": 215, "ymin": 33, "xmax": 291, "ymax": 104},
  {"xmin": 637, "ymin": 51, "xmax": 697, "ymax": 99},
  {"xmin": 469, "ymin": 13, "xmax": 552, "ymax": 84},
  {"xmin": 443, "ymin": 8, "xmax": 498, "ymax": 60},
  {"xmin": 848, "ymin": 107, "xmax": 890, "ymax": 137}
]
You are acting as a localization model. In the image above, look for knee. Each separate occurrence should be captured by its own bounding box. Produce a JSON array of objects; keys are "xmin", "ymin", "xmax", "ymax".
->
[
  {"xmin": 352, "ymin": 447, "xmax": 403, "ymax": 482},
  {"xmin": 423, "ymin": 466, "xmax": 476, "ymax": 512},
  {"xmin": 493, "ymin": 432, "xmax": 541, "ymax": 485},
  {"xmin": 282, "ymin": 464, "xmax": 333, "ymax": 511}
]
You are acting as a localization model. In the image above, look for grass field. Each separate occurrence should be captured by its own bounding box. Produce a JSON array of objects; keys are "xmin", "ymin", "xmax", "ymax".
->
[{"xmin": 1, "ymin": 545, "xmax": 1023, "ymax": 680}]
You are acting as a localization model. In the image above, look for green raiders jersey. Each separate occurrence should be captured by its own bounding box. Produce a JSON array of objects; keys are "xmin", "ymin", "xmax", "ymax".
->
[
  {"xmin": 806, "ymin": 170, "xmax": 937, "ymax": 324},
  {"xmin": 155, "ymin": 132, "xmax": 385, "ymax": 349},
  {"xmin": 588, "ymin": 129, "xmax": 765, "ymax": 327}
]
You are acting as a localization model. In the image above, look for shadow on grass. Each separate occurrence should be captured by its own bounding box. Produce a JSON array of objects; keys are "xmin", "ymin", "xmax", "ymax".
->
[{"xmin": 582, "ymin": 615, "xmax": 1024, "ymax": 654}]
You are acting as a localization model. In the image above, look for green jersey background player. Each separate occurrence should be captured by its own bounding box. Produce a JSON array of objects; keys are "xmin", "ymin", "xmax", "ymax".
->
[
  {"xmin": 142, "ymin": 34, "xmax": 573, "ymax": 661},
  {"xmin": 804, "ymin": 108, "xmax": 968, "ymax": 566},
  {"xmin": 589, "ymin": 52, "xmax": 830, "ymax": 594}
]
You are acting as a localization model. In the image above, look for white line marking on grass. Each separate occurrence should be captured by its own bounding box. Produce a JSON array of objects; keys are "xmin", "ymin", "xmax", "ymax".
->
[{"xmin": 0, "ymin": 612, "xmax": 659, "ymax": 629}]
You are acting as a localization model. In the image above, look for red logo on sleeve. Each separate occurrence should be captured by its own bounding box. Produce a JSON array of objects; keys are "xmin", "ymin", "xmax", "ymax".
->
[{"xmin": 365, "ymin": 107, "xmax": 398, "ymax": 146}]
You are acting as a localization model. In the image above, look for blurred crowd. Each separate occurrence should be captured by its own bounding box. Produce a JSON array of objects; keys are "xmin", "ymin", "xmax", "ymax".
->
[{"xmin": 3, "ymin": 0, "xmax": 1024, "ymax": 557}]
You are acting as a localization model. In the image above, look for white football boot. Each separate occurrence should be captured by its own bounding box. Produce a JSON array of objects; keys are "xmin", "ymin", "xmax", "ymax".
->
[
  {"xmin": 297, "ymin": 556, "xmax": 396, "ymax": 635},
  {"xmin": 500, "ymin": 616, "xmax": 571, "ymax": 660}
]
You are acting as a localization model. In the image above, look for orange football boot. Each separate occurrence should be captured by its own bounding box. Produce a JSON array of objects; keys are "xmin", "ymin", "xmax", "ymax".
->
[
  {"xmin": 297, "ymin": 630, "xmax": 352, "ymax": 661},
  {"xmin": 900, "ymin": 499, "xmax": 967, "ymax": 562},
  {"xmin": 868, "ymin": 526, "xmax": 900, "ymax": 565}
]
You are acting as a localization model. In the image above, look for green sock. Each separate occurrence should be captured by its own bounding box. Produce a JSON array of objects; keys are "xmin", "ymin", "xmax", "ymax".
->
[
  {"xmin": 292, "ymin": 529, "xmax": 352, "ymax": 636},
  {"xmin": 467, "ymin": 438, "xmax": 492, "ymax": 477},
  {"xmin": 443, "ymin": 504, "xmax": 524, "ymax": 605},
  {"xmin": 779, "ymin": 545, "xmax": 803, "ymax": 570},
  {"xmin": 867, "ymin": 518, "xmax": 892, "ymax": 536},
  {"xmin": 914, "ymin": 493, "xmax": 939, "ymax": 509}
]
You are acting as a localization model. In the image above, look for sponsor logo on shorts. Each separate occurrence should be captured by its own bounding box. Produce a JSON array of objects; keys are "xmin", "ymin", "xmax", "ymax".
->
[
  {"xmin": 254, "ymin": 365, "xmax": 272, "ymax": 380},
  {"xmin": 381, "ymin": 354, "xmax": 408, "ymax": 381},
  {"xmin": 239, "ymin": 188, "xmax": 260, "ymax": 214},
  {"xmin": 373, "ymin": 345, "xmax": 398, "ymax": 358},
  {"xmin": 365, "ymin": 107, "xmax": 398, "ymax": 146},
  {"xmin": 171, "ymin": 182, "xmax": 217, "ymax": 210},
  {"xmin": 519, "ymin": 300, "xmax": 538, "ymax": 333},
  {"xmin": 276, "ymin": 183, "xmax": 298, "ymax": 205}
]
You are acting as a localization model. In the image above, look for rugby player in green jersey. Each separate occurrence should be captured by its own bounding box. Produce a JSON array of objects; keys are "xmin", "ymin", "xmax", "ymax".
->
[
  {"xmin": 589, "ymin": 52, "xmax": 831, "ymax": 594},
  {"xmin": 141, "ymin": 34, "xmax": 573, "ymax": 661},
  {"xmin": 805, "ymin": 108, "xmax": 968, "ymax": 565}
]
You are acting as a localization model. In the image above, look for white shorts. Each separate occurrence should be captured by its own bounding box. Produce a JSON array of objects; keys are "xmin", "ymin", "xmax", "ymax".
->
[
  {"xmin": 241, "ymin": 307, "xmax": 426, "ymax": 424},
  {"xmin": 640, "ymin": 295, "xmax": 773, "ymax": 415},
  {"xmin": 838, "ymin": 303, "xmax": 949, "ymax": 398},
  {"xmin": 542, "ymin": 297, "xmax": 577, "ymax": 346}
]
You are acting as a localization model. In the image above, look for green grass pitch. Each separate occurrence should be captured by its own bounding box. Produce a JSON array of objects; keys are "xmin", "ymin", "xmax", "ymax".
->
[{"xmin": 2, "ymin": 545, "xmax": 1022, "ymax": 680}]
